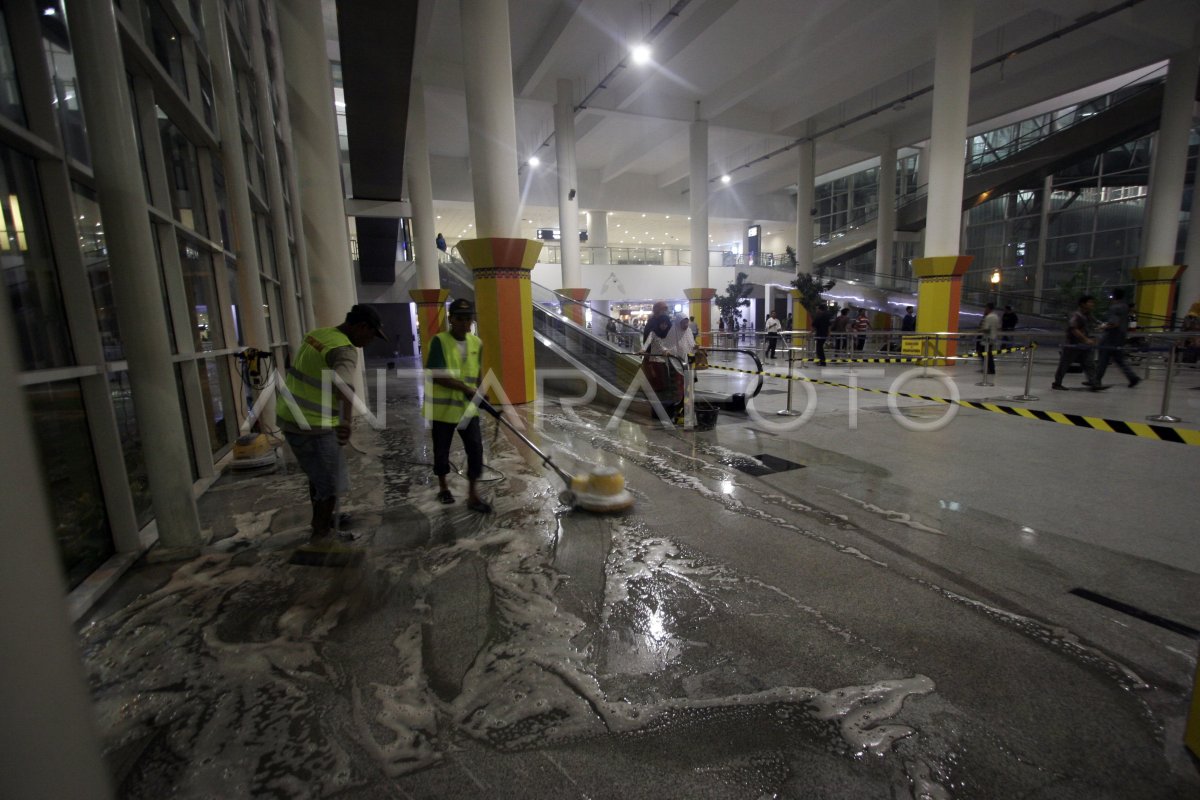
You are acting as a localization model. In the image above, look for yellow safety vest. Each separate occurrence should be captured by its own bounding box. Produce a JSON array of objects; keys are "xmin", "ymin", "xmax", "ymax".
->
[
  {"xmin": 424, "ymin": 331, "xmax": 482, "ymax": 423},
  {"xmin": 277, "ymin": 327, "xmax": 353, "ymax": 429}
]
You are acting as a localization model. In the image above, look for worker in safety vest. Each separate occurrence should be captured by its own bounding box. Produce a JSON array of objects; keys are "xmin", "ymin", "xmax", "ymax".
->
[
  {"xmin": 278, "ymin": 304, "xmax": 385, "ymax": 541},
  {"xmin": 424, "ymin": 298, "xmax": 491, "ymax": 513}
]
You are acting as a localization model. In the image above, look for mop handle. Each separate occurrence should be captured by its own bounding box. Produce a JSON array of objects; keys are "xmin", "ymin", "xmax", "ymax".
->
[{"xmin": 475, "ymin": 397, "xmax": 575, "ymax": 487}]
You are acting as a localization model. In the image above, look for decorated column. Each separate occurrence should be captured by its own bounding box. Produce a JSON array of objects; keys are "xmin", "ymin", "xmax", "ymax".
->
[
  {"xmin": 557, "ymin": 288, "xmax": 590, "ymax": 327},
  {"xmin": 458, "ymin": 238, "xmax": 543, "ymax": 404},
  {"xmin": 409, "ymin": 289, "xmax": 449, "ymax": 358},
  {"xmin": 916, "ymin": 0, "xmax": 974, "ymax": 360},
  {"xmin": 913, "ymin": 255, "xmax": 973, "ymax": 357},
  {"xmin": 685, "ymin": 288, "xmax": 717, "ymax": 347},
  {"xmin": 1132, "ymin": 266, "xmax": 1185, "ymax": 331},
  {"xmin": 788, "ymin": 289, "xmax": 810, "ymax": 332}
]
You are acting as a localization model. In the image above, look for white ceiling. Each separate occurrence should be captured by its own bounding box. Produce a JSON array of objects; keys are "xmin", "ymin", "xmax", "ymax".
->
[{"xmin": 400, "ymin": 0, "xmax": 1200, "ymax": 241}]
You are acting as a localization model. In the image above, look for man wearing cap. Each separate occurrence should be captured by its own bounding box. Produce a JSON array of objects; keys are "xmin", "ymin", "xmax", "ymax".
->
[
  {"xmin": 277, "ymin": 304, "xmax": 386, "ymax": 542},
  {"xmin": 424, "ymin": 298, "xmax": 491, "ymax": 513}
]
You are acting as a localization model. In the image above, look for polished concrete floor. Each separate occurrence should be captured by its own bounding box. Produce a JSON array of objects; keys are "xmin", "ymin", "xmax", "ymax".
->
[{"xmin": 79, "ymin": 355, "xmax": 1200, "ymax": 798}]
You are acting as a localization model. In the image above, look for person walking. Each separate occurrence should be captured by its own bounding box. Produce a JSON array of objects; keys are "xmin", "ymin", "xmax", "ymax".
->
[
  {"xmin": 978, "ymin": 302, "xmax": 1000, "ymax": 374},
  {"xmin": 1001, "ymin": 305, "xmax": 1018, "ymax": 344},
  {"xmin": 278, "ymin": 304, "xmax": 387, "ymax": 543},
  {"xmin": 811, "ymin": 302, "xmax": 833, "ymax": 367},
  {"xmin": 1052, "ymin": 295, "xmax": 1105, "ymax": 391},
  {"xmin": 1094, "ymin": 288, "xmax": 1140, "ymax": 389},
  {"xmin": 435, "ymin": 232, "xmax": 447, "ymax": 252},
  {"xmin": 424, "ymin": 298, "xmax": 492, "ymax": 512},
  {"xmin": 901, "ymin": 306, "xmax": 917, "ymax": 332},
  {"xmin": 764, "ymin": 311, "xmax": 782, "ymax": 358}
]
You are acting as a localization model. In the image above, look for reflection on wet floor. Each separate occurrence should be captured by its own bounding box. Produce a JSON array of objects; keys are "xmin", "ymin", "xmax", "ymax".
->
[{"xmin": 78, "ymin": 374, "xmax": 1198, "ymax": 799}]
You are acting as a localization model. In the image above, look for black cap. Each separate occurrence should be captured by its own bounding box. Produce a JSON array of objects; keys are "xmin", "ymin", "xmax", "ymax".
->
[
  {"xmin": 345, "ymin": 304, "xmax": 387, "ymax": 340},
  {"xmin": 448, "ymin": 298, "xmax": 475, "ymax": 317}
]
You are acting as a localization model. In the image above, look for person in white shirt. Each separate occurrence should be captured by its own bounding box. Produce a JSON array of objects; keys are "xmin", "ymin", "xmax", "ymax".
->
[
  {"xmin": 764, "ymin": 311, "xmax": 782, "ymax": 358},
  {"xmin": 978, "ymin": 302, "xmax": 1000, "ymax": 374}
]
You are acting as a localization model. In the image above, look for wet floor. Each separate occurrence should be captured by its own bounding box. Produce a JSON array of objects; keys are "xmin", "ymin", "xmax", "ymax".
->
[{"xmin": 78, "ymin": 366, "xmax": 1200, "ymax": 799}]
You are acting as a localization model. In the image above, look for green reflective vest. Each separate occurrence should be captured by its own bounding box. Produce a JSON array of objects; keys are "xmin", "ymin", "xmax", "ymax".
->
[
  {"xmin": 424, "ymin": 331, "xmax": 482, "ymax": 423},
  {"xmin": 277, "ymin": 327, "xmax": 353, "ymax": 429}
]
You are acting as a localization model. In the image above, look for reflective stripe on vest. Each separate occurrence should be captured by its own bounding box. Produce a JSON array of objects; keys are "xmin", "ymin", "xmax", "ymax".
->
[
  {"xmin": 424, "ymin": 331, "xmax": 482, "ymax": 423},
  {"xmin": 277, "ymin": 327, "xmax": 353, "ymax": 428}
]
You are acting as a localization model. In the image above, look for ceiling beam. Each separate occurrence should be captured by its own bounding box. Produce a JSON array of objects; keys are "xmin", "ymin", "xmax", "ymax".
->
[
  {"xmin": 602, "ymin": 122, "xmax": 685, "ymax": 183},
  {"xmin": 513, "ymin": 0, "xmax": 585, "ymax": 97}
]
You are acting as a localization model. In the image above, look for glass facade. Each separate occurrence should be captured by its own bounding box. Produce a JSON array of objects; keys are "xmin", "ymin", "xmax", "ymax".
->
[
  {"xmin": 0, "ymin": 9, "xmax": 26, "ymax": 126},
  {"xmin": 0, "ymin": 0, "xmax": 308, "ymax": 592},
  {"xmin": 1, "ymin": 145, "xmax": 75, "ymax": 371},
  {"xmin": 26, "ymin": 380, "xmax": 113, "ymax": 590},
  {"xmin": 39, "ymin": 2, "xmax": 90, "ymax": 166}
]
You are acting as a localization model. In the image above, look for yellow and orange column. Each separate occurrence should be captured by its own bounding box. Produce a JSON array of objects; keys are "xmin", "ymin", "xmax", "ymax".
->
[
  {"xmin": 913, "ymin": 255, "xmax": 972, "ymax": 358},
  {"xmin": 409, "ymin": 288, "xmax": 449, "ymax": 358},
  {"xmin": 685, "ymin": 288, "xmax": 717, "ymax": 347},
  {"xmin": 557, "ymin": 288, "xmax": 590, "ymax": 328},
  {"xmin": 788, "ymin": 289, "xmax": 810, "ymax": 331},
  {"xmin": 1131, "ymin": 265, "xmax": 1185, "ymax": 331},
  {"xmin": 458, "ymin": 238, "xmax": 542, "ymax": 404}
]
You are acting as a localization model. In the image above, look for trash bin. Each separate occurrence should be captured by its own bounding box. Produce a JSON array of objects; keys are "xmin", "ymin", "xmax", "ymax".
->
[{"xmin": 695, "ymin": 400, "xmax": 720, "ymax": 431}]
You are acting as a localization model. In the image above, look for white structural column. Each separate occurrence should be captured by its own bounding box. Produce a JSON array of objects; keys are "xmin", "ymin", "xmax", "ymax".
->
[
  {"xmin": 406, "ymin": 76, "xmax": 440, "ymax": 291},
  {"xmin": 923, "ymin": 0, "xmax": 975, "ymax": 257},
  {"xmin": 277, "ymin": 0, "xmax": 355, "ymax": 326},
  {"xmin": 588, "ymin": 210, "xmax": 608, "ymax": 248},
  {"xmin": 0, "ymin": 301, "xmax": 110, "ymax": 800},
  {"xmin": 460, "ymin": 0, "xmax": 521, "ymax": 238},
  {"xmin": 204, "ymin": 0, "xmax": 271, "ymax": 356},
  {"xmin": 794, "ymin": 138, "xmax": 815, "ymax": 274},
  {"xmin": 69, "ymin": 0, "xmax": 202, "ymax": 552},
  {"xmin": 1143, "ymin": 44, "xmax": 1200, "ymax": 267},
  {"xmin": 246, "ymin": 0, "xmax": 302, "ymax": 349},
  {"xmin": 875, "ymin": 141, "xmax": 897, "ymax": 286},
  {"xmin": 689, "ymin": 117, "xmax": 710, "ymax": 283},
  {"xmin": 555, "ymin": 78, "xmax": 582, "ymax": 288}
]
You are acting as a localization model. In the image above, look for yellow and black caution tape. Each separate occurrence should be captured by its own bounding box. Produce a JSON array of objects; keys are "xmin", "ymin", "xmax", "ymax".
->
[
  {"xmin": 774, "ymin": 344, "xmax": 1030, "ymax": 366},
  {"xmin": 705, "ymin": 363, "xmax": 1200, "ymax": 446}
]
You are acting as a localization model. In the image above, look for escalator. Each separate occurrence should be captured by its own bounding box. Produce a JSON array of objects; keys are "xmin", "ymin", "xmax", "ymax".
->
[{"xmin": 438, "ymin": 259, "xmax": 762, "ymax": 413}]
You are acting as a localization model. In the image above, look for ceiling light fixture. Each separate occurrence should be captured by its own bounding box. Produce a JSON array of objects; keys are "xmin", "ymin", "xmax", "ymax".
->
[
  {"xmin": 630, "ymin": 43, "xmax": 651, "ymax": 65},
  {"xmin": 721, "ymin": 174, "xmax": 731, "ymax": 184},
  {"xmin": 528, "ymin": 156, "xmax": 540, "ymax": 167}
]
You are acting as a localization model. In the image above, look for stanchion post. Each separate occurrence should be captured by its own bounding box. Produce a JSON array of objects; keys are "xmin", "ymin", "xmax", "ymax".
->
[
  {"xmin": 1011, "ymin": 336, "xmax": 1039, "ymax": 401},
  {"xmin": 778, "ymin": 345, "xmax": 798, "ymax": 416},
  {"xmin": 1147, "ymin": 341, "xmax": 1182, "ymax": 423}
]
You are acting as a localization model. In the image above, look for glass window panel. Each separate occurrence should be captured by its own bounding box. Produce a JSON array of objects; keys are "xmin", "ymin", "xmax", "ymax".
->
[
  {"xmin": 142, "ymin": 0, "xmax": 188, "ymax": 95},
  {"xmin": 40, "ymin": 1, "xmax": 90, "ymax": 165},
  {"xmin": 198, "ymin": 65, "xmax": 216, "ymax": 132},
  {"xmin": 107, "ymin": 370, "xmax": 152, "ymax": 528},
  {"xmin": 2, "ymin": 146, "xmax": 74, "ymax": 370},
  {"xmin": 257, "ymin": 216, "xmax": 277, "ymax": 278},
  {"xmin": 260, "ymin": 277, "xmax": 275, "ymax": 340},
  {"xmin": 72, "ymin": 183, "xmax": 123, "ymax": 360},
  {"xmin": 227, "ymin": 267, "xmax": 244, "ymax": 346},
  {"xmin": 212, "ymin": 158, "xmax": 230, "ymax": 250},
  {"xmin": 150, "ymin": 225, "xmax": 177, "ymax": 353},
  {"xmin": 178, "ymin": 235, "xmax": 223, "ymax": 350},
  {"xmin": 158, "ymin": 110, "xmax": 208, "ymax": 235},
  {"xmin": 196, "ymin": 357, "xmax": 232, "ymax": 454},
  {"xmin": 26, "ymin": 379, "xmax": 114, "ymax": 590},
  {"xmin": 174, "ymin": 363, "xmax": 199, "ymax": 479},
  {"xmin": 127, "ymin": 75, "xmax": 152, "ymax": 202},
  {"xmin": 0, "ymin": 8, "xmax": 26, "ymax": 126}
]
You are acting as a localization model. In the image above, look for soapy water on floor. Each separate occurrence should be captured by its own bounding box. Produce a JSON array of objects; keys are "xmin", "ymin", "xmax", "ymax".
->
[{"xmin": 79, "ymin": 395, "xmax": 1178, "ymax": 798}]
